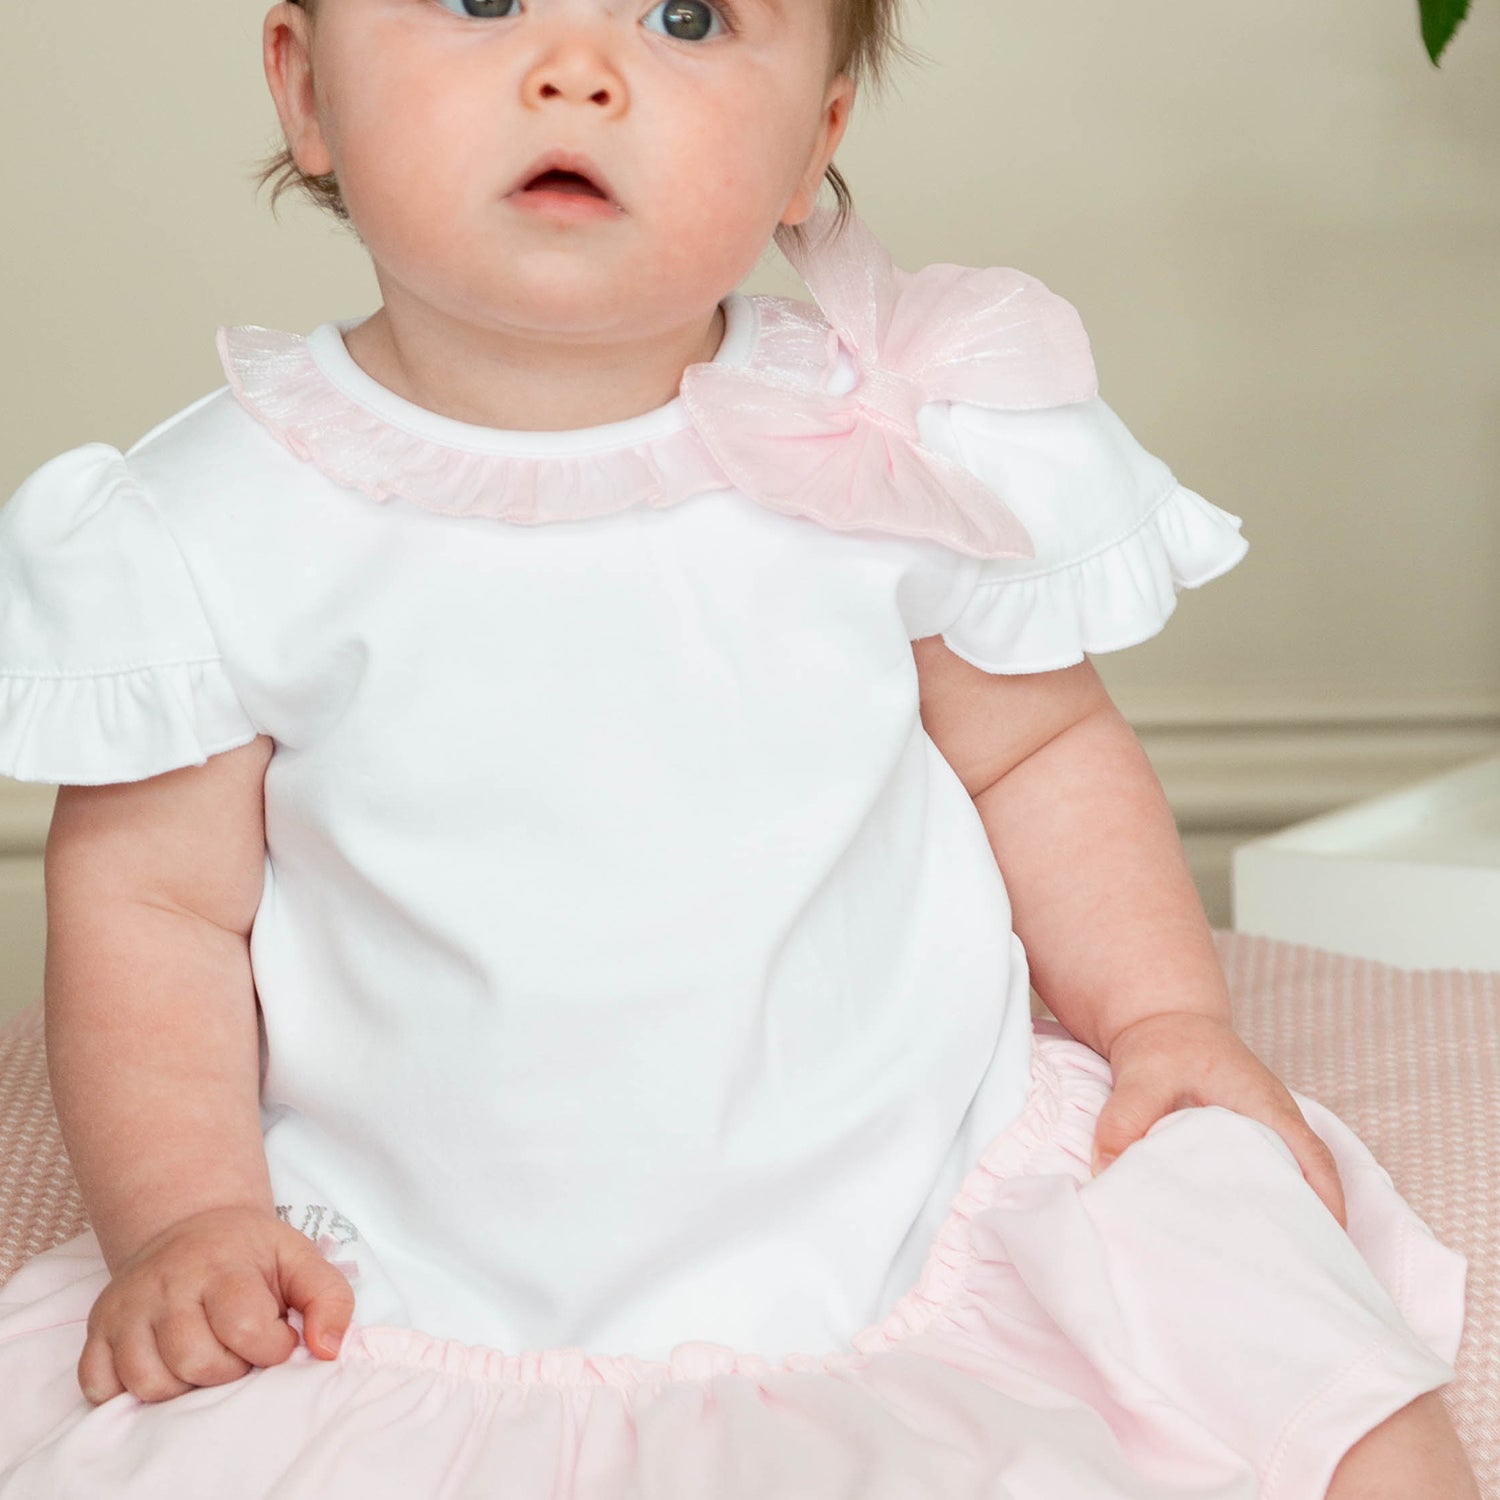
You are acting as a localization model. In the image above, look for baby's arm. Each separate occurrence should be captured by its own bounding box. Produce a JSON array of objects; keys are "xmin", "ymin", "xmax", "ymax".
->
[
  {"xmin": 44, "ymin": 737, "xmax": 354, "ymax": 1402},
  {"xmin": 912, "ymin": 639, "xmax": 1229, "ymax": 1058},
  {"xmin": 47, "ymin": 740, "xmax": 277, "ymax": 1264},
  {"xmin": 913, "ymin": 637, "xmax": 1347, "ymax": 1220}
]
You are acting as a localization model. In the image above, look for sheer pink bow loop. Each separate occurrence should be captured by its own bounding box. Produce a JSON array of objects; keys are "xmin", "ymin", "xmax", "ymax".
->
[
  {"xmin": 774, "ymin": 208, "xmax": 1099, "ymax": 414},
  {"xmin": 682, "ymin": 208, "xmax": 1099, "ymax": 559}
]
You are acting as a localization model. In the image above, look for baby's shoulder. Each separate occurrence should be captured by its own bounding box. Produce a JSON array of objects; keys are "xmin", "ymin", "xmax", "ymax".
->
[
  {"xmin": 747, "ymin": 211, "xmax": 1249, "ymax": 673},
  {"xmin": 0, "ymin": 371, "xmax": 281, "ymax": 571},
  {"xmin": 122, "ymin": 376, "xmax": 306, "ymax": 531},
  {"xmin": 0, "ymin": 378, "xmax": 270, "ymax": 785}
]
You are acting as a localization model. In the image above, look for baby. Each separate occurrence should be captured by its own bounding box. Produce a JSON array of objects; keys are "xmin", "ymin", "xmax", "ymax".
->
[{"xmin": 0, "ymin": 0, "xmax": 1477, "ymax": 1495}]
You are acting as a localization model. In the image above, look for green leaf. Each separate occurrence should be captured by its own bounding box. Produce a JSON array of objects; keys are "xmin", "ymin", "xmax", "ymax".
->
[{"xmin": 1420, "ymin": 0, "xmax": 1471, "ymax": 65}]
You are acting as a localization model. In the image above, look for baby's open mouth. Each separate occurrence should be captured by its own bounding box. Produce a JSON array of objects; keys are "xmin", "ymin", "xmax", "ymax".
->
[
  {"xmin": 508, "ymin": 152, "xmax": 622, "ymax": 214},
  {"xmin": 524, "ymin": 169, "xmax": 608, "ymax": 200}
]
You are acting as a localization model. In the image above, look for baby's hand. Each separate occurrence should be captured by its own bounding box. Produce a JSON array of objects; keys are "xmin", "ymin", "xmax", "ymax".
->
[
  {"xmin": 1090, "ymin": 1012, "xmax": 1348, "ymax": 1230},
  {"xmin": 78, "ymin": 1205, "xmax": 356, "ymax": 1406}
]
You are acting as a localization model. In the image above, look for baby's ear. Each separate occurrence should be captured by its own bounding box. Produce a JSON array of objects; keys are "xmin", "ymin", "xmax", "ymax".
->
[
  {"xmin": 782, "ymin": 74, "xmax": 856, "ymax": 229},
  {"xmin": 262, "ymin": 3, "xmax": 335, "ymax": 179}
]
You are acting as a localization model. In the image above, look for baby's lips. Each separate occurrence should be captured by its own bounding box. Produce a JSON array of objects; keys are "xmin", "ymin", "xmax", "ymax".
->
[{"xmin": 508, "ymin": 147, "xmax": 620, "ymax": 207}]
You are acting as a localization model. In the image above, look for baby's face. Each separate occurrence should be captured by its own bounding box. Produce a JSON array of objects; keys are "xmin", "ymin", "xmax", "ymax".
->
[{"xmin": 267, "ymin": 0, "xmax": 852, "ymax": 342}]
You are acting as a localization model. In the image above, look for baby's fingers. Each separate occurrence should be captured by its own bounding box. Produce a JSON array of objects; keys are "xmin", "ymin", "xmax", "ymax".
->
[
  {"xmin": 99, "ymin": 1326, "xmax": 195, "ymax": 1405},
  {"xmin": 77, "ymin": 1330, "xmax": 128, "ymax": 1406},
  {"xmin": 280, "ymin": 1246, "xmax": 356, "ymax": 1361},
  {"xmin": 155, "ymin": 1305, "xmax": 255, "ymax": 1390},
  {"xmin": 204, "ymin": 1274, "xmax": 299, "ymax": 1368},
  {"xmin": 1271, "ymin": 1113, "xmax": 1349, "ymax": 1231}
]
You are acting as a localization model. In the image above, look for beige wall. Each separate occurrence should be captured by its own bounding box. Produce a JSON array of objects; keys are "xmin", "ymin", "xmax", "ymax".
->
[{"xmin": 2, "ymin": 1, "xmax": 1498, "ymax": 1019}]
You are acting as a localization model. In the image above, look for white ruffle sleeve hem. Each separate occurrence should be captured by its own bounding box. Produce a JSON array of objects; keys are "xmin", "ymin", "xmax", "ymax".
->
[
  {"xmin": 0, "ymin": 443, "xmax": 259, "ymax": 787},
  {"xmin": 0, "ymin": 663, "xmax": 259, "ymax": 787},
  {"xmin": 940, "ymin": 480, "xmax": 1249, "ymax": 675}
]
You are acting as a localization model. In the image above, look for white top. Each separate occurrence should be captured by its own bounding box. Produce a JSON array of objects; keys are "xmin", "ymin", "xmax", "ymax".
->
[{"xmin": 0, "ymin": 223, "xmax": 1248, "ymax": 1363}]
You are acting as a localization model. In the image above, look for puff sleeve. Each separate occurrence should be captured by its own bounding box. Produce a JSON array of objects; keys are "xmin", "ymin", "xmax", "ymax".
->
[
  {"xmin": 0, "ymin": 443, "xmax": 260, "ymax": 784},
  {"xmin": 932, "ymin": 395, "xmax": 1249, "ymax": 674}
]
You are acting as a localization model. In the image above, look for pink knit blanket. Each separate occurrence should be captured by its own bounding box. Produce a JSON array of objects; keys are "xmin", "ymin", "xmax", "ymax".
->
[{"xmin": 2, "ymin": 931, "xmax": 1495, "ymax": 1493}]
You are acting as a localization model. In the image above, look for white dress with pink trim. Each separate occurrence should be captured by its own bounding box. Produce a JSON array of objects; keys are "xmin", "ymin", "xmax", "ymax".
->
[{"xmin": 0, "ymin": 210, "xmax": 1465, "ymax": 1499}]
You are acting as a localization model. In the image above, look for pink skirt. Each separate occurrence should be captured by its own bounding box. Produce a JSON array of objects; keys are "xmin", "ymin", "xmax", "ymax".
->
[{"xmin": 0, "ymin": 1021, "xmax": 1466, "ymax": 1500}]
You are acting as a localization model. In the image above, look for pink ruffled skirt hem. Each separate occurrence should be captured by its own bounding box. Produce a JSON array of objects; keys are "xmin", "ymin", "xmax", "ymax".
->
[{"xmin": 0, "ymin": 1021, "xmax": 1466, "ymax": 1500}]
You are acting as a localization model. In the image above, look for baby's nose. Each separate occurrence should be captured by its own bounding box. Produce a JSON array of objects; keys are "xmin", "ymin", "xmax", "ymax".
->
[{"xmin": 521, "ymin": 39, "xmax": 629, "ymax": 116}]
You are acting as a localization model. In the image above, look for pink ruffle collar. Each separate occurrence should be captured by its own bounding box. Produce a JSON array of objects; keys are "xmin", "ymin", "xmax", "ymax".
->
[{"xmin": 216, "ymin": 208, "xmax": 1098, "ymax": 559}]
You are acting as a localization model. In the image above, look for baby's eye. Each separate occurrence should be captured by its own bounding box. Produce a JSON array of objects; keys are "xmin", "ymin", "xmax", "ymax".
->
[
  {"xmin": 433, "ymin": 0, "xmax": 520, "ymax": 17},
  {"xmin": 642, "ymin": 0, "xmax": 731, "ymax": 42}
]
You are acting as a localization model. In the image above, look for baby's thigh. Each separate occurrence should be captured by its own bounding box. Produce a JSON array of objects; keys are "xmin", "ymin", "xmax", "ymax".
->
[
  {"xmin": 1324, "ymin": 1390, "xmax": 1479, "ymax": 1499},
  {"xmin": 1075, "ymin": 1105, "xmax": 1456, "ymax": 1474}
]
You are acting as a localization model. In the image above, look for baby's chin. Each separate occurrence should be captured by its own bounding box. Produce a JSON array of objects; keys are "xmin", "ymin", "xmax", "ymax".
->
[
  {"xmin": 364, "ymin": 221, "xmax": 752, "ymax": 346},
  {"xmin": 472, "ymin": 279, "xmax": 732, "ymax": 346}
]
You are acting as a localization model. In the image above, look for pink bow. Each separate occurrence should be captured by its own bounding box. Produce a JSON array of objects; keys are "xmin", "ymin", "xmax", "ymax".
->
[{"xmin": 681, "ymin": 207, "xmax": 1099, "ymax": 559}]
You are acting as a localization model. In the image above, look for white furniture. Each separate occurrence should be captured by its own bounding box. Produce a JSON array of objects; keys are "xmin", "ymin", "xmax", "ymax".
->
[{"xmin": 1232, "ymin": 753, "xmax": 1500, "ymax": 971}]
